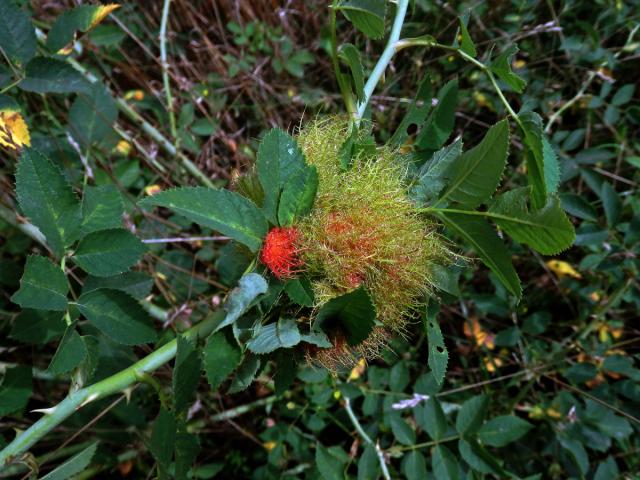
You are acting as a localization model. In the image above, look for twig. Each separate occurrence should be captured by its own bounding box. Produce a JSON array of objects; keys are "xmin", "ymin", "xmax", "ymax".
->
[
  {"xmin": 344, "ymin": 397, "xmax": 391, "ymax": 480},
  {"xmin": 142, "ymin": 235, "xmax": 229, "ymax": 244},
  {"xmin": 210, "ymin": 395, "xmax": 277, "ymax": 422},
  {"xmin": 355, "ymin": 0, "xmax": 410, "ymax": 121},
  {"xmin": 159, "ymin": 0, "xmax": 177, "ymax": 140}
]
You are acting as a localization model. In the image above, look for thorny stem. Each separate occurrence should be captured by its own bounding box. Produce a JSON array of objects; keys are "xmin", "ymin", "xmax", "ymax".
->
[
  {"xmin": 159, "ymin": 0, "xmax": 177, "ymax": 141},
  {"xmin": 0, "ymin": 311, "xmax": 224, "ymax": 469},
  {"xmin": 344, "ymin": 397, "xmax": 391, "ymax": 480},
  {"xmin": 355, "ymin": 0, "xmax": 410, "ymax": 121}
]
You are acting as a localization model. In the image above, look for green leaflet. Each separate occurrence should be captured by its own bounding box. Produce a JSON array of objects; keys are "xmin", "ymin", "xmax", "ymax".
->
[
  {"xmin": 314, "ymin": 286, "xmax": 376, "ymax": 346},
  {"xmin": 15, "ymin": 149, "xmax": 82, "ymax": 257},
  {"xmin": 277, "ymin": 165, "xmax": 318, "ymax": 226},
  {"xmin": 257, "ymin": 128, "xmax": 316, "ymax": 226},
  {"xmin": 203, "ymin": 330, "xmax": 242, "ymax": 391},
  {"xmin": 215, "ymin": 273, "xmax": 268, "ymax": 332},
  {"xmin": 246, "ymin": 318, "xmax": 301, "ymax": 354},
  {"xmin": 416, "ymin": 79, "xmax": 458, "ymax": 152},
  {"xmin": 489, "ymin": 188, "xmax": 575, "ymax": 255},
  {"xmin": 47, "ymin": 5, "xmax": 119, "ymax": 53},
  {"xmin": 0, "ymin": 365, "xmax": 32, "ymax": 417},
  {"xmin": 437, "ymin": 119, "xmax": 509, "ymax": 208},
  {"xmin": 424, "ymin": 302, "xmax": 448, "ymax": 385},
  {"xmin": 478, "ymin": 415, "xmax": 533, "ymax": 447},
  {"xmin": 0, "ymin": 0, "xmax": 36, "ymax": 65},
  {"xmin": 11, "ymin": 255, "xmax": 68, "ymax": 311},
  {"xmin": 72, "ymin": 228, "xmax": 147, "ymax": 277},
  {"xmin": 81, "ymin": 185, "xmax": 124, "ymax": 234},
  {"xmin": 173, "ymin": 336, "xmax": 201, "ymax": 413},
  {"xmin": 336, "ymin": 0, "xmax": 386, "ymax": 39},
  {"xmin": 19, "ymin": 57, "xmax": 89, "ymax": 94},
  {"xmin": 40, "ymin": 442, "xmax": 98, "ymax": 480},
  {"xmin": 76, "ymin": 289, "xmax": 157, "ymax": 345},
  {"xmin": 140, "ymin": 187, "xmax": 267, "ymax": 252},
  {"xmin": 438, "ymin": 211, "xmax": 521, "ymax": 298},
  {"xmin": 457, "ymin": 16, "xmax": 476, "ymax": 57},
  {"xmin": 491, "ymin": 44, "xmax": 526, "ymax": 93},
  {"xmin": 390, "ymin": 73, "xmax": 433, "ymax": 146},
  {"xmin": 455, "ymin": 394, "xmax": 489, "ymax": 436},
  {"xmin": 519, "ymin": 110, "xmax": 557, "ymax": 209},
  {"xmin": 68, "ymin": 83, "xmax": 118, "ymax": 147},
  {"xmin": 338, "ymin": 43, "xmax": 365, "ymax": 100},
  {"xmin": 47, "ymin": 327, "xmax": 88, "ymax": 376}
]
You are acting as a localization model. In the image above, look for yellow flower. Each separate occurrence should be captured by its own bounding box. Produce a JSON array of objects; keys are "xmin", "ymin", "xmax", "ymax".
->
[
  {"xmin": 263, "ymin": 441, "xmax": 277, "ymax": 451},
  {"xmin": 0, "ymin": 109, "xmax": 30, "ymax": 150},
  {"xmin": 546, "ymin": 260, "xmax": 582, "ymax": 279}
]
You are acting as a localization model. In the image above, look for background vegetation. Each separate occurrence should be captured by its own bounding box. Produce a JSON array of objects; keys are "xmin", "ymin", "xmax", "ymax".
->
[{"xmin": 0, "ymin": 0, "xmax": 639, "ymax": 478}]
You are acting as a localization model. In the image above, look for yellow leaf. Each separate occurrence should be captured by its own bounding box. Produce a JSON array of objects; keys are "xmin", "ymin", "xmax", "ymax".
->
[
  {"xmin": 144, "ymin": 184, "xmax": 162, "ymax": 196},
  {"xmin": 0, "ymin": 109, "xmax": 31, "ymax": 150},
  {"xmin": 263, "ymin": 441, "xmax": 277, "ymax": 451},
  {"xmin": 115, "ymin": 140, "xmax": 132, "ymax": 156},
  {"xmin": 545, "ymin": 408, "xmax": 562, "ymax": 420},
  {"xmin": 125, "ymin": 90, "xmax": 145, "ymax": 101},
  {"xmin": 348, "ymin": 358, "xmax": 366, "ymax": 381},
  {"xmin": 89, "ymin": 4, "xmax": 121, "ymax": 30},
  {"xmin": 463, "ymin": 317, "xmax": 495, "ymax": 350},
  {"xmin": 546, "ymin": 260, "xmax": 582, "ymax": 279},
  {"xmin": 513, "ymin": 59, "xmax": 526, "ymax": 69}
]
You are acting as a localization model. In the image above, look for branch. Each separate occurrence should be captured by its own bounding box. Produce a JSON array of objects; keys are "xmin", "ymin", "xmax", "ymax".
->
[
  {"xmin": 344, "ymin": 397, "xmax": 391, "ymax": 480},
  {"xmin": 159, "ymin": 0, "xmax": 177, "ymax": 140},
  {"xmin": 355, "ymin": 0, "xmax": 410, "ymax": 121}
]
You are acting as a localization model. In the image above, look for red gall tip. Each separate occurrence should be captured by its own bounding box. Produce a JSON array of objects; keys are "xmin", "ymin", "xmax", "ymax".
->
[{"xmin": 260, "ymin": 226, "xmax": 304, "ymax": 279}]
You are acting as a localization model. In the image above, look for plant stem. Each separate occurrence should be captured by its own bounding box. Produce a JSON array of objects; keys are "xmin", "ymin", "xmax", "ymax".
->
[
  {"xmin": 355, "ymin": 0, "xmax": 410, "ymax": 121},
  {"xmin": 0, "ymin": 311, "xmax": 224, "ymax": 469},
  {"xmin": 432, "ymin": 43, "xmax": 524, "ymax": 130},
  {"xmin": 159, "ymin": 0, "xmax": 177, "ymax": 141},
  {"xmin": 210, "ymin": 395, "xmax": 277, "ymax": 422},
  {"xmin": 344, "ymin": 397, "xmax": 391, "ymax": 480},
  {"xmin": 65, "ymin": 58, "xmax": 214, "ymax": 189}
]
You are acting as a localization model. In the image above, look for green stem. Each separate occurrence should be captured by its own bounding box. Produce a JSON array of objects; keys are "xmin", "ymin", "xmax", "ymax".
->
[
  {"xmin": 0, "ymin": 311, "xmax": 224, "ymax": 469},
  {"xmin": 209, "ymin": 395, "xmax": 277, "ymax": 422},
  {"xmin": 344, "ymin": 397, "xmax": 391, "ymax": 480},
  {"xmin": 0, "ymin": 76, "xmax": 24, "ymax": 95},
  {"xmin": 355, "ymin": 0, "xmax": 410, "ymax": 121},
  {"xmin": 395, "ymin": 435, "xmax": 460, "ymax": 452},
  {"xmin": 432, "ymin": 43, "xmax": 523, "ymax": 129},
  {"xmin": 421, "ymin": 206, "xmax": 546, "ymax": 228},
  {"xmin": 159, "ymin": 0, "xmax": 177, "ymax": 141}
]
